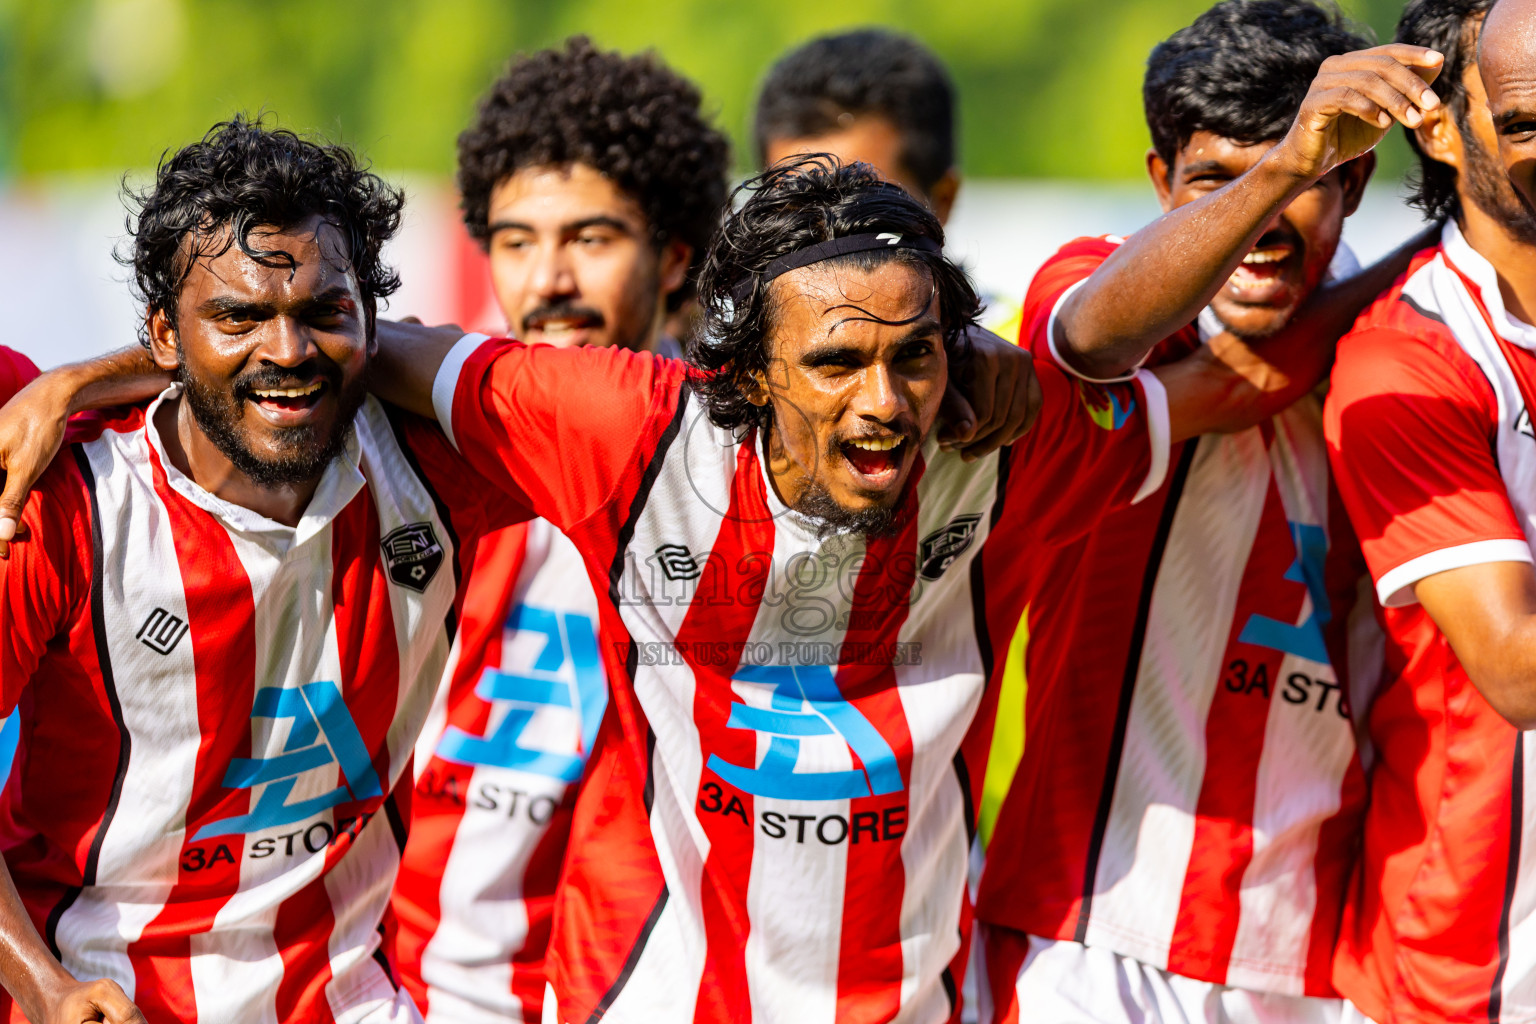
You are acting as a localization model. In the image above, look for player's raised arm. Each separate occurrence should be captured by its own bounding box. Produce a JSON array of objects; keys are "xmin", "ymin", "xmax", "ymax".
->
[{"xmin": 1055, "ymin": 43, "xmax": 1442, "ymax": 381}]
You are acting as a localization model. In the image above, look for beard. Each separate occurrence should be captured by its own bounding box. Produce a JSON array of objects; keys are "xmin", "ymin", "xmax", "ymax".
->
[
  {"xmin": 178, "ymin": 357, "xmax": 367, "ymax": 489},
  {"xmin": 791, "ymin": 478, "xmax": 902, "ymax": 540},
  {"xmin": 780, "ymin": 424, "xmax": 922, "ymax": 540},
  {"xmin": 1462, "ymin": 125, "xmax": 1536, "ymax": 246}
]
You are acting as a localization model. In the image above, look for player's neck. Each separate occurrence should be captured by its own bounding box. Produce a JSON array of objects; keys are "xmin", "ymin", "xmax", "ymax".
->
[
  {"xmin": 1459, "ymin": 205, "xmax": 1536, "ymax": 326},
  {"xmin": 154, "ymin": 395, "xmax": 321, "ymax": 528}
]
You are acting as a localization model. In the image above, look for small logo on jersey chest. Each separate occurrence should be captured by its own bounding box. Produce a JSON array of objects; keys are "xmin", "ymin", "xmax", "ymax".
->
[
  {"xmin": 136, "ymin": 607, "xmax": 188, "ymax": 656},
  {"xmin": 380, "ymin": 522, "xmax": 443, "ymax": 592},
  {"xmin": 1519, "ymin": 406, "xmax": 1534, "ymax": 440},
  {"xmin": 918, "ymin": 514, "xmax": 982, "ymax": 580},
  {"xmin": 655, "ymin": 543, "xmax": 702, "ymax": 581}
]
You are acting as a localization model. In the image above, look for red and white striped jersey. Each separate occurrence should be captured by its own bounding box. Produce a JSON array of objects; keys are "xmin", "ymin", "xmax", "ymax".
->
[
  {"xmin": 0, "ymin": 387, "xmax": 518, "ymax": 1024},
  {"xmin": 1325, "ymin": 222, "xmax": 1536, "ymax": 1024},
  {"xmin": 432, "ymin": 334, "xmax": 1172, "ymax": 1024},
  {"xmin": 974, "ymin": 236, "xmax": 1380, "ymax": 996},
  {"xmin": 393, "ymin": 519, "xmax": 606, "ymax": 1023}
]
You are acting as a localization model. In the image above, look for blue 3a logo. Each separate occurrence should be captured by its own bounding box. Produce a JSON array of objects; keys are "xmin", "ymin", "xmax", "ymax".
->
[
  {"xmin": 436, "ymin": 604, "xmax": 607, "ymax": 782},
  {"xmin": 707, "ymin": 664, "xmax": 903, "ymax": 800},
  {"xmin": 1239, "ymin": 521, "xmax": 1330, "ymax": 662},
  {"xmin": 195, "ymin": 680, "xmax": 383, "ymax": 840}
]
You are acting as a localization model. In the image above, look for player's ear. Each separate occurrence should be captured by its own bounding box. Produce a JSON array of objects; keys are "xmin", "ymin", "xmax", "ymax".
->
[
  {"xmin": 146, "ymin": 308, "xmax": 179, "ymax": 371},
  {"xmin": 927, "ymin": 168, "xmax": 961, "ymax": 225},
  {"xmin": 1414, "ymin": 103, "xmax": 1463, "ymax": 171},
  {"xmin": 658, "ymin": 240, "xmax": 692, "ymax": 299},
  {"xmin": 1338, "ymin": 150, "xmax": 1376, "ymax": 217},
  {"xmin": 364, "ymin": 297, "xmax": 379, "ymax": 356},
  {"xmin": 1146, "ymin": 149, "xmax": 1175, "ymax": 212}
]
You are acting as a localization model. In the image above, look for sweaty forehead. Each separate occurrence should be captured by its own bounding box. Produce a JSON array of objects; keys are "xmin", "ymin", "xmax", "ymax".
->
[
  {"xmin": 770, "ymin": 259, "xmax": 936, "ymax": 342},
  {"xmin": 1175, "ymin": 131, "xmax": 1277, "ymax": 173},
  {"xmin": 1480, "ymin": 0, "xmax": 1536, "ymax": 101},
  {"xmin": 183, "ymin": 215, "xmax": 357, "ymax": 299}
]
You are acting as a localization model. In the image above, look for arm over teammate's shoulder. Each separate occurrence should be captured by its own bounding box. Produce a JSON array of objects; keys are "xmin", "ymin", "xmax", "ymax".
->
[{"xmin": 430, "ymin": 332, "xmax": 690, "ymax": 531}]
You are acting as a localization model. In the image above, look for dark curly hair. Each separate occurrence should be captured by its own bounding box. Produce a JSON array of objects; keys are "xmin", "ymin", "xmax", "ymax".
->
[
  {"xmin": 692, "ymin": 154, "xmax": 979, "ymax": 434},
  {"xmin": 1397, "ymin": 0, "xmax": 1495, "ymax": 222},
  {"xmin": 121, "ymin": 115, "xmax": 403, "ymax": 346},
  {"xmin": 753, "ymin": 29, "xmax": 956, "ymax": 196},
  {"xmin": 1145, "ymin": 0, "xmax": 1372, "ymax": 169},
  {"xmin": 457, "ymin": 35, "xmax": 731, "ymax": 311}
]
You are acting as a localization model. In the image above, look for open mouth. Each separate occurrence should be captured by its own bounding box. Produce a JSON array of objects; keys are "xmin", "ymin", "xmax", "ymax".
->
[
  {"xmin": 246, "ymin": 380, "xmax": 327, "ymax": 421},
  {"xmin": 839, "ymin": 435, "xmax": 908, "ymax": 488},
  {"xmin": 524, "ymin": 314, "xmax": 603, "ymax": 345},
  {"xmin": 1226, "ymin": 242, "xmax": 1297, "ymax": 301}
]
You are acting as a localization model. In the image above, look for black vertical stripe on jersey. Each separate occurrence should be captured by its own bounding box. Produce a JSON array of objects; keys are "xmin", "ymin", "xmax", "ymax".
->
[
  {"xmin": 386, "ymin": 407, "xmax": 463, "ymax": 642},
  {"xmin": 962, "ymin": 445, "xmax": 1011, "ymax": 846},
  {"xmin": 382, "ymin": 791, "xmax": 409, "ymax": 853},
  {"xmin": 953, "ymin": 751, "xmax": 977, "ymax": 847},
  {"xmin": 372, "ymin": 923, "xmax": 400, "ymax": 991},
  {"xmin": 1074, "ymin": 439, "xmax": 1198, "ymax": 943},
  {"xmin": 588, "ymin": 386, "xmax": 687, "ymax": 1017},
  {"xmin": 585, "ymin": 888, "xmax": 670, "ymax": 1024},
  {"xmin": 1490, "ymin": 733, "xmax": 1524, "ymax": 1022},
  {"xmin": 643, "ymin": 729, "xmax": 658, "ymax": 814},
  {"xmin": 941, "ymin": 964, "xmax": 958, "ymax": 1016},
  {"xmin": 48, "ymin": 446, "xmax": 134, "ymax": 958}
]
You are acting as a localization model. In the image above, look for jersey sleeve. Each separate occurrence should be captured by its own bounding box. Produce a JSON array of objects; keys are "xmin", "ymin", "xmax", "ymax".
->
[
  {"xmin": 432, "ymin": 335, "xmax": 688, "ymax": 533},
  {"xmin": 1022, "ymin": 235, "xmax": 1201, "ymax": 380},
  {"xmin": 0, "ymin": 346, "xmax": 40, "ymax": 401},
  {"xmin": 0, "ymin": 455, "xmax": 90, "ymax": 714},
  {"xmin": 1324, "ymin": 324, "xmax": 1527, "ymax": 607},
  {"xmin": 1005, "ymin": 357, "xmax": 1171, "ymax": 544}
]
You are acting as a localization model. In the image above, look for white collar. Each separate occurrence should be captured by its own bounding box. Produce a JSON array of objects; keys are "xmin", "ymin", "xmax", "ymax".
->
[
  {"xmin": 143, "ymin": 383, "xmax": 366, "ymax": 545},
  {"xmin": 1440, "ymin": 218, "xmax": 1536, "ymax": 351}
]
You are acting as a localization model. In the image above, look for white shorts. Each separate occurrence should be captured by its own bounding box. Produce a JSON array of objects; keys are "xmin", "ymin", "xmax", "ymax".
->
[{"xmin": 977, "ymin": 929, "xmax": 1374, "ymax": 1024}]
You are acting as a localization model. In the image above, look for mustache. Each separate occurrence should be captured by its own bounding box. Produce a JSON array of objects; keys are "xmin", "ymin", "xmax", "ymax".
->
[
  {"xmin": 521, "ymin": 302, "xmax": 605, "ymax": 332},
  {"xmin": 229, "ymin": 361, "xmax": 341, "ymax": 402}
]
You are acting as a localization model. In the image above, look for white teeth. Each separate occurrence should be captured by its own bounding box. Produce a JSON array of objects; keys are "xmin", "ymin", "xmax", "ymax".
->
[
  {"xmin": 252, "ymin": 382, "xmax": 321, "ymax": 399},
  {"xmin": 848, "ymin": 437, "xmax": 903, "ymax": 452},
  {"xmin": 1242, "ymin": 249, "xmax": 1290, "ymax": 265}
]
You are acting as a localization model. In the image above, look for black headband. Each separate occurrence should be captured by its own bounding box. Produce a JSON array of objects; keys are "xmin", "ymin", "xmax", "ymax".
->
[{"xmin": 729, "ymin": 231, "xmax": 943, "ymax": 305}]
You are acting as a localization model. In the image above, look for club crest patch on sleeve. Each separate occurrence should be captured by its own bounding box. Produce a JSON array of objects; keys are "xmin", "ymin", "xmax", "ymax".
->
[
  {"xmin": 918, "ymin": 513, "xmax": 982, "ymax": 580},
  {"xmin": 381, "ymin": 522, "xmax": 445, "ymax": 592}
]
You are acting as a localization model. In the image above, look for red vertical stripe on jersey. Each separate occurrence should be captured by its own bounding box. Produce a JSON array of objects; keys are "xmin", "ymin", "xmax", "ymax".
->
[
  {"xmin": 127, "ymin": 447, "xmax": 258, "ymax": 1023},
  {"xmin": 1166, "ymin": 473, "xmax": 1294, "ymax": 982},
  {"xmin": 394, "ymin": 525, "xmax": 528, "ymax": 1014},
  {"xmin": 1306, "ymin": 757, "xmax": 1366, "ymax": 991},
  {"xmin": 509, "ymin": 783, "xmax": 579, "ymax": 1020},
  {"xmin": 1304, "ymin": 482, "xmax": 1371, "ymax": 993},
  {"xmin": 980, "ymin": 926, "xmax": 1032, "ymax": 1024},
  {"xmin": 834, "ymin": 485, "xmax": 922, "ymax": 1024},
  {"xmin": 681, "ymin": 444, "xmax": 774, "ymax": 1024},
  {"xmin": 269, "ymin": 489, "xmax": 400, "ymax": 1023}
]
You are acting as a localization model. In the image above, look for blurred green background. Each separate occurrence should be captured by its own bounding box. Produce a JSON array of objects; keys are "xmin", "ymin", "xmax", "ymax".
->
[{"xmin": 4, "ymin": 0, "xmax": 1417, "ymax": 182}]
